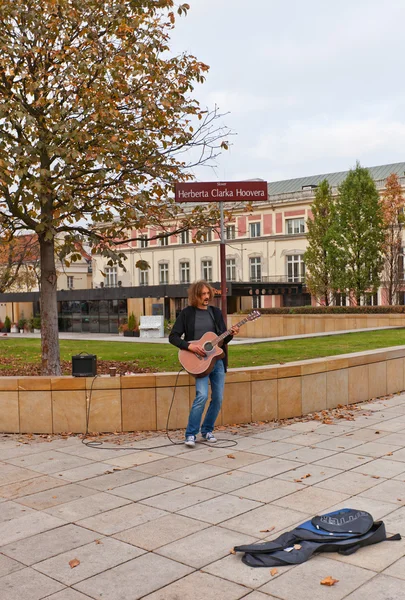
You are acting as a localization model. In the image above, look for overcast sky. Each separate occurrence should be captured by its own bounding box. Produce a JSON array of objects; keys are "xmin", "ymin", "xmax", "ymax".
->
[{"xmin": 170, "ymin": 0, "xmax": 405, "ymax": 183}]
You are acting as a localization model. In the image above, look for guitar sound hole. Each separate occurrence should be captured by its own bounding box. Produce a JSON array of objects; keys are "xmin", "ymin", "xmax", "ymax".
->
[{"xmin": 203, "ymin": 342, "xmax": 213, "ymax": 352}]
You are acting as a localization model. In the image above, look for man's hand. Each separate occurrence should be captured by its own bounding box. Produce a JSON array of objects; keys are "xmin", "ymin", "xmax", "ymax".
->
[
  {"xmin": 230, "ymin": 325, "xmax": 240, "ymax": 335},
  {"xmin": 188, "ymin": 343, "xmax": 206, "ymax": 357}
]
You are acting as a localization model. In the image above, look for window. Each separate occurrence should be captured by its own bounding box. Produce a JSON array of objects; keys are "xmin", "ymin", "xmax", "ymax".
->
[
  {"xmin": 159, "ymin": 235, "xmax": 168, "ymax": 246},
  {"xmin": 201, "ymin": 259, "xmax": 213, "ymax": 282},
  {"xmin": 67, "ymin": 276, "xmax": 74, "ymax": 290},
  {"xmin": 159, "ymin": 263, "xmax": 169, "ymax": 284},
  {"xmin": 203, "ymin": 228, "xmax": 212, "ymax": 242},
  {"xmin": 139, "ymin": 235, "xmax": 148, "ymax": 248},
  {"xmin": 364, "ymin": 292, "xmax": 378, "ymax": 306},
  {"xmin": 399, "ymin": 248, "xmax": 405, "ymax": 280},
  {"xmin": 139, "ymin": 269, "xmax": 149, "ymax": 286},
  {"xmin": 226, "ymin": 225, "xmax": 236, "ymax": 240},
  {"xmin": 249, "ymin": 222, "xmax": 261, "ymax": 238},
  {"xmin": 334, "ymin": 293, "xmax": 347, "ymax": 306},
  {"xmin": 180, "ymin": 261, "xmax": 190, "ymax": 284},
  {"xmin": 105, "ymin": 266, "xmax": 118, "ymax": 287},
  {"xmin": 226, "ymin": 258, "xmax": 236, "ymax": 281},
  {"xmin": 286, "ymin": 218, "xmax": 305, "ymax": 234},
  {"xmin": 252, "ymin": 295, "xmax": 262, "ymax": 309},
  {"xmin": 249, "ymin": 257, "xmax": 262, "ymax": 282},
  {"xmin": 180, "ymin": 230, "xmax": 189, "ymax": 244},
  {"xmin": 287, "ymin": 255, "xmax": 305, "ymax": 282}
]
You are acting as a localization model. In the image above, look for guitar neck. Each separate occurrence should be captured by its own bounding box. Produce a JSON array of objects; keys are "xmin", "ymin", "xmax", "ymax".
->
[{"xmin": 213, "ymin": 316, "xmax": 250, "ymax": 346}]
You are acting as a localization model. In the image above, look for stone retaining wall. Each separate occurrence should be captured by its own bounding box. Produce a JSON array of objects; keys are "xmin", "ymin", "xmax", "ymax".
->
[
  {"xmin": 1, "ymin": 345, "xmax": 405, "ymax": 434},
  {"xmin": 228, "ymin": 313, "xmax": 405, "ymax": 338}
]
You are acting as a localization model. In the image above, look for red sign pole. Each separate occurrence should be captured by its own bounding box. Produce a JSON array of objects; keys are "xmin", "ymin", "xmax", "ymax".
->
[{"xmin": 219, "ymin": 202, "xmax": 227, "ymax": 322}]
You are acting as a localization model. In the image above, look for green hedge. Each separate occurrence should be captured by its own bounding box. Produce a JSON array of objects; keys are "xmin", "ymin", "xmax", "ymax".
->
[{"xmin": 243, "ymin": 306, "xmax": 405, "ymax": 315}]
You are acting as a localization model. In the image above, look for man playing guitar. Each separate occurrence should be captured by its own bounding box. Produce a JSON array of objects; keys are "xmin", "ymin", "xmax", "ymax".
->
[{"xmin": 169, "ymin": 280, "xmax": 239, "ymax": 447}]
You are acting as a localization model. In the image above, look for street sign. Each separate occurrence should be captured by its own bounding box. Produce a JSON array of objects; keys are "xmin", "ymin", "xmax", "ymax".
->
[{"xmin": 175, "ymin": 181, "xmax": 268, "ymax": 202}]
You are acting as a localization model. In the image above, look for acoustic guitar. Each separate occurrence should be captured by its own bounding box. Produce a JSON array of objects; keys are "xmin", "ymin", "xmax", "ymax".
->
[{"xmin": 178, "ymin": 310, "xmax": 261, "ymax": 378}]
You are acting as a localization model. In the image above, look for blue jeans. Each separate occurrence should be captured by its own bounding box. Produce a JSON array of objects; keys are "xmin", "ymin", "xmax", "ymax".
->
[{"xmin": 186, "ymin": 359, "xmax": 225, "ymax": 438}]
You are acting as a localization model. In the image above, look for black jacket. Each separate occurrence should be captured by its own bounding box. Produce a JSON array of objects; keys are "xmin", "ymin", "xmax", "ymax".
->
[{"xmin": 169, "ymin": 305, "xmax": 233, "ymax": 371}]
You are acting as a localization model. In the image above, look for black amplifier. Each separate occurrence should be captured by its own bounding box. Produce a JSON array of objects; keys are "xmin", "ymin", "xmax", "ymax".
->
[{"xmin": 72, "ymin": 353, "xmax": 97, "ymax": 377}]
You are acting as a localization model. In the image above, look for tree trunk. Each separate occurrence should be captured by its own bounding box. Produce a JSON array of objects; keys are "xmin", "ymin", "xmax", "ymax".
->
[{"xmin": 39, "ymin": 235, "xmax": 61, "ymax": 375}]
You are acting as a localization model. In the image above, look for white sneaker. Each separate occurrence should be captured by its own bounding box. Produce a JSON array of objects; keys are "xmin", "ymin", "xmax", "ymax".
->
[
  {"xmin": 184, "ymin": 435, "xmax": 196, "ymax": 448},
  {"xmin": 202, "ymin": 432, "xmax": 217, "ymax": 443}
]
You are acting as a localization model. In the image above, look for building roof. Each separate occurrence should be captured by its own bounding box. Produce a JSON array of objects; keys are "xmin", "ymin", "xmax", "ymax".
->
[{"xmin": 267, "ymin": 162, "xmax": 405, "ymax": 196}]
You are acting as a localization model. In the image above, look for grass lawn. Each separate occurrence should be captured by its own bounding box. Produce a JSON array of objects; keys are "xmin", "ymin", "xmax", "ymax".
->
[{"xmin": 0, "ymin": 328, "xmax": 405, "ymax": 375}]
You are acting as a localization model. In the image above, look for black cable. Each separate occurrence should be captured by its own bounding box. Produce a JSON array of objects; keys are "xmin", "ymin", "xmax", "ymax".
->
[{"xmin": 82, "ymin": 367, "xmax": 238, "ymax": 450}]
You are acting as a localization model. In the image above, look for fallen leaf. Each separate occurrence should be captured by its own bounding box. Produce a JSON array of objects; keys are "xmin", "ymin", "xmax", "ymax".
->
[
  {"xmin": 227, "ymin": 454, "xmax": 236, "ymax": 459},
  {"xmin": 294, "ymin": 478, "xmax": 302, "ymax": 483},
  {"xmin": 230, "ymin": 549, "xmax": 236, "ymax": 554},
  {"xmin": 69, "ymin": 558, "xmax": 80, "ymax": 569},
  {"xmin": 371, "ymin": 475, "xmax": 380, "ymax": 479},
  {"xmin": 95, "ymin": 539, "xmax": 102, "ymax": 544},
  {"xmin": 270, "ymin": 568, "xmax": 278, "ymax": 576},
  {"xmin": 302, "ymin": 473, "xmax": 311, "ymax": 479},
  {"xmin": 260, "ymin": 526, "xmax": 275, "ymax": 533},
  {"xmin": 386, "ymin": 452, "xmax": 393, "ymax": 456},
  {"xmin": 320, "ymin": 576, "xmax": 339, "ymax": 586}
]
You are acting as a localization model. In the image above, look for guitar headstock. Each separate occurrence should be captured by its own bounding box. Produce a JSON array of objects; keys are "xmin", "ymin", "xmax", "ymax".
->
[{"xmin": 247, "ymin": 310, "xmax": 261, "ymax": 322}]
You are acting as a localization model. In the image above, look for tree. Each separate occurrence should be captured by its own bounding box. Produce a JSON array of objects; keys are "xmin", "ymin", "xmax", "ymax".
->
[
  {"xmin": 380, "ymin": 173, "xmax": 405, "ymax": 305},
  {"xmin": 0, "ymin": 0, "xmax": 229, "ymax": 374},
  {"xmin": 304, "ymin": 180, "xmax": 337, "ymax": 305},
  {"xmin": 0, "ymin": 234, "xmax": 39, "ymax": 293},
  {"xmin": 333, "ymin": 162, "xmax": 385, "ymax": 304}
]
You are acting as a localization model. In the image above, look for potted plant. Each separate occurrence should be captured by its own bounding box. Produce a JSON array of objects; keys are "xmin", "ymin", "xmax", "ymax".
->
[
  {"xmin": 124, "ymin": 312, "xmax": 139, "ymax": 337},
  {"xmin": 32, "ymin": 316, "xmax": 41, "ymax": 333},
  {"xmin": 18, "ymin": 317, "xmax": 27, "ymax": 333},
  {"xmin": 11, "ymin": 322, "xmax": 19, "ymax": 333},
  {"xmin": 3, "ymin": 316, "xmax": 11, "ymax": 333},
  {"xmin": 118, "ymin": 318, "xmax": 128, "ymax": 336}
]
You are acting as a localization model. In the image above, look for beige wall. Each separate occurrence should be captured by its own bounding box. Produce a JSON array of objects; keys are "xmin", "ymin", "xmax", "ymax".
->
[{"xmin": 1, "ymin": 345, "xmax": 404, "ymax": 433}]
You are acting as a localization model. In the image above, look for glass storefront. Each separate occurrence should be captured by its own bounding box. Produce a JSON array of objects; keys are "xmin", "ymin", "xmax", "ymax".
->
[{"xmin": 58, "ymin": 299, "xmax": 127, "ymax": 333}]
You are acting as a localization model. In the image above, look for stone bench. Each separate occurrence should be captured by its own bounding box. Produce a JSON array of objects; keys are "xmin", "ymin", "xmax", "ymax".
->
[{"xmin": 139, "ymin": 315, "xmax": 164, "ymax": 338}]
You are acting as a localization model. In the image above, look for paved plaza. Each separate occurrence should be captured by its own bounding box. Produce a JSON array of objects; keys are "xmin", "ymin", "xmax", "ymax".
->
[{"xmin": 1, "ymin": 393, "xmax": 405, "ymax": 599}]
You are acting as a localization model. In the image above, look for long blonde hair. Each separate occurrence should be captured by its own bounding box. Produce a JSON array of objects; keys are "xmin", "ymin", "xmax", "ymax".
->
[{"xmin": 188, "ymin": 280, "xmax": 214, "ymax": 307}]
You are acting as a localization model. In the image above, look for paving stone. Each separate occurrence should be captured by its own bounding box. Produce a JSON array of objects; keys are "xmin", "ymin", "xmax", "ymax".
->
[
  {"xmin": 352, "ymin": 457, "xmax": 405, "ymax": 479},
  {"xmin": 344, "ymin": 573, "xmax": 405, "ymax": 599},
  {"xmin": 231, "ymin": 478, "xmax": 304, "ymax": 503},
  {"xmin": 45, "ymin": 590, "xmax": 93, "ymax": 600},
  {"xmin": 206, "ymin": 450, "xmax": 270, "ymax": 468},
  {"xmin": 79, "ymin": 468, "xmax": 151, "ymax": 491},
  {"xmin": 313, "ymin": 436, "xmax": 364, "ymax": 451},
  {"xmin": 323, "ymin": 496, "xmax": 400, "ymax": 521},
  {"xmin": 225, "ymin": 435, "xmax": 275, "ymax": 451},
  {"xmin": 24, "ymin": 455, "xmax": 93, "ymax": 475},
  {"xmin": 0, "ymin": 511, "xmax": 66, "ymax": 546},
  {"xmin": 0, "ymin": 523, "xmax": 99, "ymax": 566},
  {"xmin": 272, "ymin": 485, "xmax": 349, "ymax": 514},
  {"xmin": 203, "ymin": 552, "xmax": 295, "ymax": 589},
  {"xmin": 384, "ymin": 556, "xmax": 405, "ymax": 580},
  {"xmin": 346, "ymin": 428, "xmax": 391, "ymax": 441},
  {"xmin": 175, "ymin": 446, "xmax": 232, "ymax": 463},
  {"xmin": 0, "ymin": 500, "xmax": 36, "ymax": 522},
  {"xmin": 43, "ymin": 491, "xmax": 131, "ymax": 521},
  {"xmin": 77, "ymin": 502, "xmax": 167, "ymax": 535},
  {"xmin": 132, "ymin": 456, "xmax": 196, "ymax": 475},
  {"xmin": 220, "ymin": 504, "xmax": 309, "ymax": 539},
  {"xmin": 282, "ymin": 421, "xmax": 324, "ymax": 433},
  {"xmin": 0, "ymin": 475, "xmax": 67, "ymax": 499},
  {"xmin": 346, "ymin": 441, "xmax": 401, "ymax": 458},
  {"xmin": 240, "ymin": 457, "xmax": 301, "ymax": 477},
  {"xmin": 280, "ymin": 446, "xmax": 337, "ymax": 463},
  {"xmin": 249, "ymin": 428, "xmax": 299, "ymax": 441},
  {"xmin": 367, "ymin": 420, "xmax": 405, "ymax": 433},
  {"xmin": 193, "ymin": 470, "xmax": 266, "ymax": 493},
  {"xmin": 0, "ymin": 567, "xmax": 64, "ymax": 600},
  {"xmin": 100, "ymin": 451, "xmax": 166, "ymax": 468},
  {"xmin": 178, "ymin": 494, "xmax": 262, "ymax": 524},
  {"xmin": 259, "ymin": 555, "xmax": 375, "ymax": 600},
  {"xmin": 6, "ymin": 449, "xmax": 71, "ymax": 468},
  {"xmin": 314, "ymin": 423, "xmax": 360, "ymax": 436},
  {"xmin": 0, "ymin": 463, "xmax": 42, "ymax": 485},
  {"xmin": 328, "ymin": 532, "xmax": 405, "ymax": 571},
  {"xmin": 232, "ymin": 442, "xmax": 301, "ymax": 458},
  {"xmin": 315, "ymin": 471, "xmax": 383, "ymax": 495},
  {"xmin": 141, "ymin": 483, "xmax": 221, "ymax": 512},
  {"xmin": 0, "ymin": 553, "xmax": 24, "ymax": 577},
  {"xmin": 359, "ymin": 479, "xmax": 405, "ymax": 504},
  {"xmin": 34, "ymin": 537, "xmax": 144, "ymax": 585},
  {"xmin": 140, "ymin": 571, "xmax": 248, "ymax": 600},
  {"xmin": 275, "ymin": 463, "xmax": 342, "ymax": 485},
  {"xmin": 372, "ymin": 432, "xmax": 405, "ymax": 446},
  {"xmin": 108, "ymin": 476, "xmax": 184, "ymax": 501},
  {"xmin": 74, "ymin": 552, "xmax": 193, "ymax": 600},
  {"xmin": 239, "ymin": 593, "xmax": 279, "ymax": 600},
  {"xmin": 383, "ymin": 506, "xmax": 405, "ymax": 535},
  {"xmin": 114, "ymin": 513, "xmax": 208, "ymax": 550},
  {"xmin": 275, "ymin": 432, "xmax": 332, "ymax": 447},
  {"xmin": 389, "ymin": 448, "xmax": 405, "ymax": 462},
  {"xmin": 15, "ymin": 482, "xmax": 97, "ymax": 510},
  {"xmin": 161, "ymin": 462, "xmax": 229, "ymax": 483},
  {"xmin": 55, "ymin": 461, "xmax": 122, "ymax": 482},
  {"xmin": 314, "ymin": 452, "xmax": 372, "ymax": 470},
  {"xmin": 156, "ymin": 524, "xmax": 258, "ymax": 568}
]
